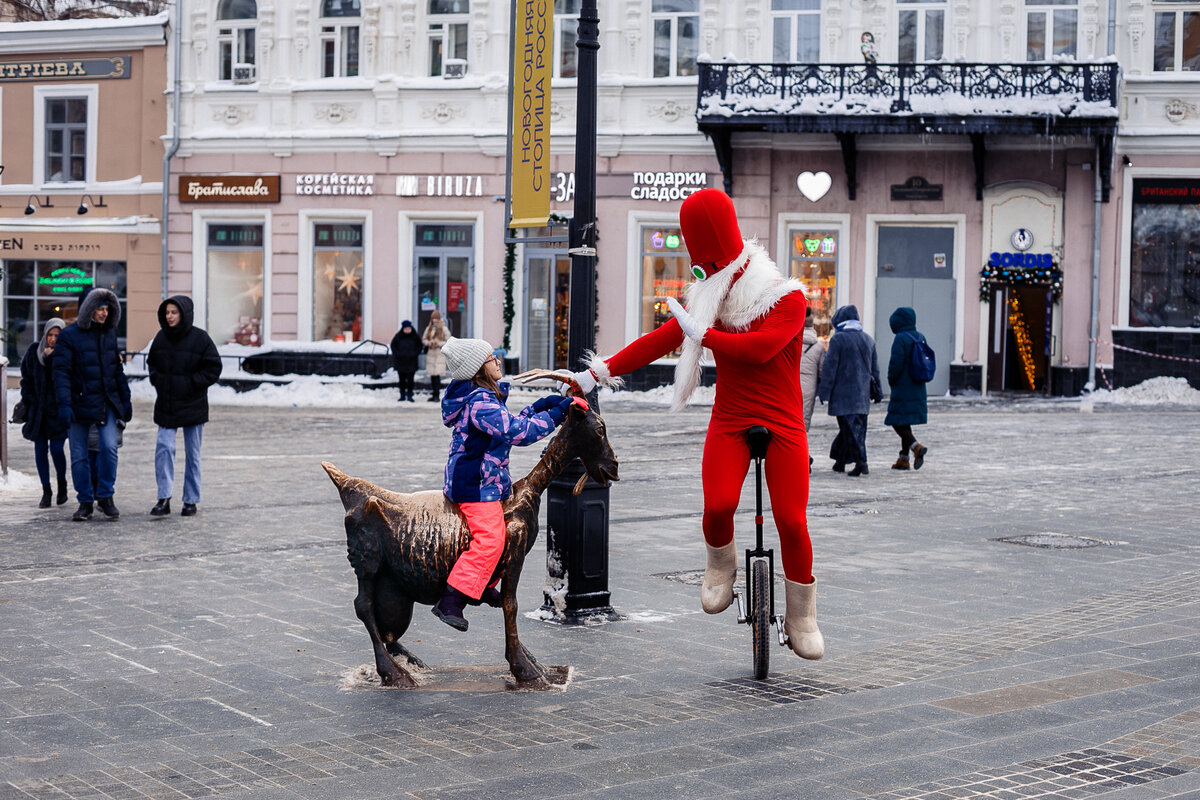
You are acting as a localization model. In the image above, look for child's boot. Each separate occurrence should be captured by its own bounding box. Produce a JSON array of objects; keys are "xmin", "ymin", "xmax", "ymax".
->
[{"xmin": 431, "ymin": 585, "xmax": 471, "ymax": 631}]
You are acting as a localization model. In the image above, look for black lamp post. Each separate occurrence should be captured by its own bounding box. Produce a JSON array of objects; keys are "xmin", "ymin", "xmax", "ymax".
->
[{"xmin": 542, "ymin": 0, "xmax": 617, "ymax": 623}]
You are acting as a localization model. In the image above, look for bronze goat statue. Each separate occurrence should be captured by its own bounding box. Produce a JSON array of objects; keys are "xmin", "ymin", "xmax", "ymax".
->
[{"xmin": 322, "ymin": 371, "xmax": 619, "ymax": 689}]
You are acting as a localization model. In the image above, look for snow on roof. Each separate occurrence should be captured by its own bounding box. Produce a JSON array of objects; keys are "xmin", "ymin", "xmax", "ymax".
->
[{"xmin": 699, "ymin": 91, "xmax": 1118, "ymax": 120}]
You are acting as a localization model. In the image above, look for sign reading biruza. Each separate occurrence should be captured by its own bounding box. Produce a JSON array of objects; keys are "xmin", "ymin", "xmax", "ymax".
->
[
  {"xmin": 180, "ymin": 175, "xmax": 281, "ymax": 203},
  {"xmin": 0, "ymin": 56, "xmax": 130, "ymax": 82}
]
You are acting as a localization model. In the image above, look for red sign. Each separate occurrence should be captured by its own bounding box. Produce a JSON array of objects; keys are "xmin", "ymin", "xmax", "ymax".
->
[{"xmin": 447, "ymin": 281, "xmax": 466, "ymax": 312}]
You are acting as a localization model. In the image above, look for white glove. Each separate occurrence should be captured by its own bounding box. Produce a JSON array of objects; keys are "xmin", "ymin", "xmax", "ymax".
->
[
  {"xmin": 667, "ymin": 297, "xmax": 705, "ymax": 342},
  {"xmin": 556, "ymin": 368, "xmax": 597, "ymax": 395}
]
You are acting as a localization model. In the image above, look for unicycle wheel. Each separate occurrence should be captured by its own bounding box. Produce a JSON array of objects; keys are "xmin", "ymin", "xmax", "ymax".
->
[{"xmin": 750, "ymin": 559, "xmax": 771, "ymax": 679}]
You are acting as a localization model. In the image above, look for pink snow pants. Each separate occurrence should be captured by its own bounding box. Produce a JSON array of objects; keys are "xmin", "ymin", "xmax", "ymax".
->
[{"xmin": 446, "ymin": 500, "xmax": 506, "ymax": 600}]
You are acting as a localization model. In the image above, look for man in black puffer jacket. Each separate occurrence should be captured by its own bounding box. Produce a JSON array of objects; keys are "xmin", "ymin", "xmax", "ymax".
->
[
  {"xmin": 53, "ymin": 288, "xmax": 132, "ymax": 520},
  {"xmin": 147, "ymin": 295, "xmax": 222, "ymax": 518}
]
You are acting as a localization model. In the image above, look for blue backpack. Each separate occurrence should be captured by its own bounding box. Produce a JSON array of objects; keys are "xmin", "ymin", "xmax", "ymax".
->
[{"xmin": 906, "ymin": 333, "xmax": 936, "ymax": 382}]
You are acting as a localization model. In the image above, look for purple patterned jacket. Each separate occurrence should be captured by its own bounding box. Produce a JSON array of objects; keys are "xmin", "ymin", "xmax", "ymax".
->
[{"xmin": 441, "ymin": 380, "xmax": 568, "ymax": 503}]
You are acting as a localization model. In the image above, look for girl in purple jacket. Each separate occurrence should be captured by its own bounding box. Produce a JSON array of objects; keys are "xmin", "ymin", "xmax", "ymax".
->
[{"xmin": 431, "ymin": 337, "xmax": 573, "ymax": 631}]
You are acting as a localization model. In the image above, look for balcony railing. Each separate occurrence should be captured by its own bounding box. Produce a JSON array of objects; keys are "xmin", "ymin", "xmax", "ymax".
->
[{"xmin": 697, "ymin": 61, "xmax": 1119, "ymax": 119}]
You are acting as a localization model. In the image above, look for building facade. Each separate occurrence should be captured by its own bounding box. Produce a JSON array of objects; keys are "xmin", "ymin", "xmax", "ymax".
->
[
  {"xmin": 158, "ymin": 0, "xmax": 1197, "ymax": 393},
  {"xmin": 0, "ymin": 13, "xmax": 168, "ymax": 370}
]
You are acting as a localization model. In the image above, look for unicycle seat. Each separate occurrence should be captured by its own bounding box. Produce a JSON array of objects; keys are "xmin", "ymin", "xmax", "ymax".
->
[{"xmin": 744, "ymin": 426, "xmax": 771, "ymax": 460}]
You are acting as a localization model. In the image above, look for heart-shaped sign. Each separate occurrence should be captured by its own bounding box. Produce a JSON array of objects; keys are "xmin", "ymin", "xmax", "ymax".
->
[{"xmin": 797, "ymin": 171, "xmax": 832, "ymax": 202}]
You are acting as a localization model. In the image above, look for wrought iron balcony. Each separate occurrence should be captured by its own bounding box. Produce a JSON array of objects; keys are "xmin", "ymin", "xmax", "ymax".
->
[{"xmin": 695, "ymin": 61, "xmax": 1120, "ymax": 201}]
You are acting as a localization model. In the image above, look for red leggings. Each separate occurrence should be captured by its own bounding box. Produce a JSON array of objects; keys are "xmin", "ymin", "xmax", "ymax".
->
[{"xmin": 701, "ymin": 421, "xmax": 813, "ymax": 583}]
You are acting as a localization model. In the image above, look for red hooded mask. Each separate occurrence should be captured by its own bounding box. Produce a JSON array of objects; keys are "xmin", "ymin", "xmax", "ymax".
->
[{"xmin": 680, "ymin": 188, "xmax": 744, "ymax": 279}]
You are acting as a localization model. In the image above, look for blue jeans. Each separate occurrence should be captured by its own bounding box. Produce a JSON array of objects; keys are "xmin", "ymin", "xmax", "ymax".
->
[
  {"xmin": 156, "ymin": 424, "xmax": 204, "ymax": 504},
  {"xmin": 33, "ymin": 438, "xmax": 67, "ymax": 486},
  {"xmin": 69, "ymin": 407, "xmax": 119, "ymax": 503}
]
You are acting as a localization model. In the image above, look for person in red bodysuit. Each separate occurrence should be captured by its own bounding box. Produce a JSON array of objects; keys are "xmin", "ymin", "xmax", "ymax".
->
[{"xmin": 569, "ymin": 189, "xmax": 823, "ymax": 660}]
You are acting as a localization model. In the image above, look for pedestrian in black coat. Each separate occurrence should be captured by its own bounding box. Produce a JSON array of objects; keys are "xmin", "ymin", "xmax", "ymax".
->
[
  {"xmin": 19, "ymin": 317, "xmax": 69, "ymax": 508},
  {"xmin": 816, "ymin": 304, "xmax": 881, "ymax": 477},
  {"xmin": 52, "ymin": 287, "xmax": 131, "ymax": 520},
  {"xmin": 390, "ymin": 320, "xmax": 422, "ymax": 402},
  {"xmin": 147, "ymin": 296, "xmax": 223, "ymax": 517}
]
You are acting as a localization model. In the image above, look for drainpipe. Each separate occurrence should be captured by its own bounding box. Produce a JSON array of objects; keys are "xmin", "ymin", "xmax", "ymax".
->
[
  {"xmin": 1107, "ymin": 0, "xmax": 1117, "ymax": 56},
  {"xmin": 1086, "ymin": 142, "xmax": 1102, "ymax": 392},
  {"xmin": 161, "ymin": 0, "xmax": 183, "ymax": 301}
]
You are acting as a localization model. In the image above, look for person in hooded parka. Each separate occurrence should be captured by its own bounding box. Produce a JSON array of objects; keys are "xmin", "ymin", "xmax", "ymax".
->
[{"xmin": 147, "ymin": 295, "xmax": 223, "ymax": 517}]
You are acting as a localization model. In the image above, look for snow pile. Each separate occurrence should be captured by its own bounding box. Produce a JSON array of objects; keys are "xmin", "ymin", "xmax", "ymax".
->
[
  {"xmin": 0, "ymin": 467, "xmax": 41, "ymax": 496},
  {"xmin": 129, "ymin": 376, "xmax": 399, "ymax": 408},
  {"xmin": 1087, "ymin": 376, "xmax": 1200, "ymax": 406}
]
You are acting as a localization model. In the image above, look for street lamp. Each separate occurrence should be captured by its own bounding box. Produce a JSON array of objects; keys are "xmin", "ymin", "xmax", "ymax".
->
[{"xmin": 542, "ymin": 0, "xmax": 618, "ymax": 624}]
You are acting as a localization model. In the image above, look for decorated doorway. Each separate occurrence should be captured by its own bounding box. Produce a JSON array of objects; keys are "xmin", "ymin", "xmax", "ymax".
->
[
  {"xmin": 982, "ymin": 262, "xmax": 1062, "ymax": 392},
  {"xmin": 523, "ymin": 246, "xmax": 571, "ymax": 371},
  {"xmin": 413, "ymin": 223, "xmax": 473, "ymax": 338}
]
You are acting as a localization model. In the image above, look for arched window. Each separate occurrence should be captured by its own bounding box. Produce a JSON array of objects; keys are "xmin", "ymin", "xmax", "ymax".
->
[
  {"xmin": 320, "ymin": 0, "xmax": 361, "ymax": 77},
  {"xmin": 216, "ymin": 0, "xmax": 258, "ymax": 82}
]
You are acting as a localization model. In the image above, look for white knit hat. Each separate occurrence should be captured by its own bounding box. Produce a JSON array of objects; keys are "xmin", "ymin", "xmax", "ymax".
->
[{"xmin": 443, "ymin": 337, "xmax": 495, "ymax": 380}]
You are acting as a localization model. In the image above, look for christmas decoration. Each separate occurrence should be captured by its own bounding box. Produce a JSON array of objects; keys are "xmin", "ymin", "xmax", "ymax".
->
[{"xmin": 980, "ymin": 262, "xmax": 1063, "ymax": 302}]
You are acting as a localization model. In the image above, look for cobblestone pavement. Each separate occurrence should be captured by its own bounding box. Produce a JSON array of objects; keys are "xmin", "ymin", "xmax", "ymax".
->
[{"xmin": 1, "ymin": 392, "xmax": 1198, "ymax": 799}]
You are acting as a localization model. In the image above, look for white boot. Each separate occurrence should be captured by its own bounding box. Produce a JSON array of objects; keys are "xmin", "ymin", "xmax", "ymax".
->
[
  {"xmin": 784, "ymin": 577, "xmax": 825, "ymax": 660},
  {"xmin": 700, "ymin": 541, "xmax": 737, "ymax": 614}
]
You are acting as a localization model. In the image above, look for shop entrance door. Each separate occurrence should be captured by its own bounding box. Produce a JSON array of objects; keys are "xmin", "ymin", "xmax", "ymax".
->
[
  {"xmin": 523, "ymin": 247, "xmax": 571, "ymax": 371},
  {"xmin": 986, "ymin": 285, "xmax": 1052, "ymax": 392},
  {"xmin": 875, "ymin": 226, "xmax": 955, "ymax": 398},
  {"xmin": 413, "ymin": 223, "xmax": 473, "ymax": 338}
]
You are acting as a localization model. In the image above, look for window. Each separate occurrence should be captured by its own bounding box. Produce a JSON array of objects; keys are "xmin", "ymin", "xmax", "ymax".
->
[
  {"xmin": 897, "ymin": 0, "xmax": 945, "ymax": 62},
  {"xmin": 3, "ymin": 260, "xmax": 126, "ymax": 366},
  {"xmin": 555, "ymin": 0, "xmax": 580, "ymax": 78},
  {"xmin": 44, "ymin": 98, "xmax": 87, "ymax": 183},
  {"xmin": 1129, "ymin": 180, "xmax": 1200, "ymax": 328},
  {"xmin": 639, "ymin": 224, "xmax": 689, "ymax": 355},
  {"xmin": 1026, "ymin": 0, "xmax": 1077, "ymax": 61},
  {"xmin": 1154, "ymin": 6, "xmax": 1200, "ymax": 71},
  {"xmin": 320, "ymin": 0, "xmax": 360, "ymax": 77},
  {"xmin": 651, "ymin": 0, "xmax": 699, "ymax": 78},
  {"xmin": 206, "ymin": 223, "xmax": 265, "ymax": 345},
  {"xmin": 771, "ymin": 0, "xmax": 820, "ymax": 63},
  {"xmin": 428, "ymin": 0, "xmax": 468, "ymax": 77},
  {"xmin": 217, "ymin": 0, "xmax": 257, "ymax": 82},
  {"xmin": 787, "ymin": 228, "xmax": 838, "ymax": 338},
  {"xmin": 313, "ymin": 223, "xmax": 364, "ymax": 341}
]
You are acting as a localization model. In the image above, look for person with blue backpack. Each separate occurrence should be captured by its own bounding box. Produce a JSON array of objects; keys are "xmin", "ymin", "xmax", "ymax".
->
[{"xmin": 884, "ymin": 306, "xmax": 933, "ymax": 470}]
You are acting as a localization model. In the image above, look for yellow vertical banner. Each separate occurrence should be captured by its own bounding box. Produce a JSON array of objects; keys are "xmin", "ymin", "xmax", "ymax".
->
[{"xmin": 509, "ymin": 0, "xmax": 553, "ymax": 228}]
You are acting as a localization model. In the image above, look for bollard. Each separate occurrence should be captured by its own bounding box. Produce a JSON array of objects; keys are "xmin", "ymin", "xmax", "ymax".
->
[{"xmin": 542, "ymin": 457, "xmax": 618, "ymax": 623}]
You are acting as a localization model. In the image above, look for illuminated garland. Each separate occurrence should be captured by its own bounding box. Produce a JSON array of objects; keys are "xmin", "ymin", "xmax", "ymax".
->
[
  {"xmin": 979, "ymin": 262, "xmax": 1063, "ymax": 302},
  {"xmin": 1007, "ymin": 294, "xmax": 1038, "ymax": 391}
]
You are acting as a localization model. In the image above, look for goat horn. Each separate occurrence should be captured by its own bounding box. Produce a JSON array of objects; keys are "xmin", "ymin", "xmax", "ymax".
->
[{"xmin": 513, "ymin": 369, "xmax": 584, "ymax": 398}]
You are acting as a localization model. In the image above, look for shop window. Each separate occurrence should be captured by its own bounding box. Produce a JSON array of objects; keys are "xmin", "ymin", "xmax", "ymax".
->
[
  {"xmin": 787, "ymin": 228, "xmax": 837, "ymax": 338},
  {"xmin": 555, "ymin": 0, "xmax": 581, "ymax": 78},
  {"xmin": 217, "ymin": 0, "xmax": 258, "ymax": 83},
  {"xmin": 639, "ymin": 224, "xmax": 689, "ymax": 356},
  {"xmin": 1153, "ymin": 6, "xmax": 1200, "ymax": 72},
  {"xmin": 44, "ymin": 98, "xmax": 87, "ymax": 183},
  {"xmin": 651, "ymin": 0, "xmax": 699, "ymax": 78},
  {"xmin": 206, "ymin": 223, "xmax": 264, "ymax": 346},
  {"xmin": 771, "ymin": 0, "xmax": 820, "ymax": 63},
  {"xmin": 1026, "ymin": 1, "xmax": 1078, "ymax": 61},
  {"xmin": 313, "ymin": 222, "xmax": 364, "ymax": 341},
  {"xmin": 2, "ymin": 259, "xmax": 127, "ymax": 367},
  {"xmin": 897, "ymin": 0, "xmax": 945, "ymax": 62},
  {"xmin": 1129, "ymin": 182, "xmax": 1200, "ymax": 328},
  {"xmin": 320, "ymin": 0, "xmax": 361, "ymax": 77},
  {"xmin": 428, "ymin": 0, "xmax": 468, "ymax": 77}
]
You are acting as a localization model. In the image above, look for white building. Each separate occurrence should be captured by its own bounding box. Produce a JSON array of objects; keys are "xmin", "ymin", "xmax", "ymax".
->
[{"xmin": 164, "ymin": 0, "xmax": 1200, "ymax": 393}]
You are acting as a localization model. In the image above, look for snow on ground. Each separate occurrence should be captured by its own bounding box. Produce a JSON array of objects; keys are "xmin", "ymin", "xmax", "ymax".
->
[
  {"xmin": 1085, "ymin": 376, "xmax": 1200, "ymax": 406},
  {"xmin": 0, "ymin": 465, "xmax": 41, "ymax": 497}
]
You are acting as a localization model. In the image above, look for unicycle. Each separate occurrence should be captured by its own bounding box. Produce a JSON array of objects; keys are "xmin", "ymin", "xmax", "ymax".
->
[{"xmin": 731, "ymin": 426, "xmax": 787, "ymax": 680}]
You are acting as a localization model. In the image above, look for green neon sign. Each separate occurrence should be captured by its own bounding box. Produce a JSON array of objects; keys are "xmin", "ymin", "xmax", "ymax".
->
[{"xmin": 37, "ymin": 267, "xmax": 92, "ymax": 294}]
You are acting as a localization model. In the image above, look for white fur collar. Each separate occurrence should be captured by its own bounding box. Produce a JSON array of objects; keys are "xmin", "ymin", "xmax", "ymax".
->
[{"xmin": 670, "ymin": 241, "xmax": 803, "ymax": 411}]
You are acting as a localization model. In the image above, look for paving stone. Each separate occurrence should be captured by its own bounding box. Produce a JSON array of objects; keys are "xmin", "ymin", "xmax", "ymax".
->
[{"xmin": 1, "ymin": 400, "xmax": 1198, "ymax": 798}]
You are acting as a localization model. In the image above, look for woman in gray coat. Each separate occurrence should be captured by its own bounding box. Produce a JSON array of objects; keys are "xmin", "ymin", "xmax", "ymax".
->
[
  {"xmin": 798, "ymin": 307, "xmax": 825, "ymax": 470},
  {"xmin": 816, "ymin": 305, "xmax": 881, "ymax": 476}
]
